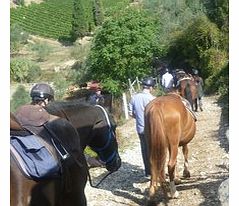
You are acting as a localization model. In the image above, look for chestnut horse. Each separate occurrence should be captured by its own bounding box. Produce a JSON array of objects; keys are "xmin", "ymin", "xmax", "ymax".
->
[
  {"xmin": 10, "ymin": 112, "xmax": 88, "ymax": 206},
  {"xmin": 178, "ymin": 77, "xmax": 199, "ymax": 111},
  {"xmin": 144, "ymin": 93, "xmax": 196, "ymax": 202}
]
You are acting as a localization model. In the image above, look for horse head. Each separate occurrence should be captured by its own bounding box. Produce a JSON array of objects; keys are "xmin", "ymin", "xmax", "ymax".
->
[
  {"xmin": 45, "ymin": 101, "xmax": 121, "ymax": 173},
  {"xmin": 88, "ymin": 105, "xmax": 121, "ymax": 172}
]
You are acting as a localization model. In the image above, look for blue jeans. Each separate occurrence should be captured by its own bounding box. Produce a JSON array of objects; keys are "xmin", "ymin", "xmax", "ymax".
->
[{"xmin": 138, "ymin": 133, "xmax": 150, "ymax": 176}]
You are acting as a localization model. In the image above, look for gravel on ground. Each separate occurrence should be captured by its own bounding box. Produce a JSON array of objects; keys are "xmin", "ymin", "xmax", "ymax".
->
[{"xmin": 85, "ymin": 95, "xmax": 229, "ymax": 206}]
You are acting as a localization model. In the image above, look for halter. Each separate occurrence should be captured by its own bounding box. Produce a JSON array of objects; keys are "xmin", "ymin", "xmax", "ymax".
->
[{"xmin": 87, "ymin": 105, "xmax": 117, "ymax": 188}]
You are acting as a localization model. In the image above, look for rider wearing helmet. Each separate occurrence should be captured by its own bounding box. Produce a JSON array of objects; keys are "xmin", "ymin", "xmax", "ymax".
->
[
  {"xmin": 30, "ymin": 83, "xmax": 55, "ymax": 106},
  {"xmin": 142, "ymin": 77, "xmax": 156, "ymax": 88},
  {"xmin": 192, "ymin": 69, "xmax": 199, "ymax": 75},
  {"xmin": 192, "ymin": 69, "xmax": 204, "ymax": 111},
  {"xmin": 128, "ymin": 77, "xmax": 156, "ymax": 177},
  {"xmin": 161, "ymin": 67, "xmax": 174, "ymax": 93},
  {"xmin": 14, "ymin": 83, "xmax": 55, "ymax": 140}
]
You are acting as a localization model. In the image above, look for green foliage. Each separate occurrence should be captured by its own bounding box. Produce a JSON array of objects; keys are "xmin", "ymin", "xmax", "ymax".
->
[
  {"xmin": 202, "ymin": 0, "xmax": 229, "ymax": 29},
  {"xmin": 71, "ymin": 0, "xmax": 88, "ymax": 40},
  {"xmin": 70, "ymin": 43, "xmax": 91, "ymax": 59},
  {"xmin": 168, "ymin": 15, "xmax": 226, "ymax": 77},
  {"xmin": 102, "ymin": 0, "xmax": 130, "ymax": 17},
  {"xmin": 143, "ymin": 0, "xmax": 205, "ymax": 48},
  {"xmin": 30, "ymin": 42, "xmax": 53, "ymax": 61},
  {"xmin": 93, "ymin": 0, "xmax": 104, "ymax": 26},
  {"xmin": 15, "ymin": 0, "xmax": 25, "ymax": 6},
  {"xmin": 199, "ymin": 47, "xmax": 228, "ymax": 77},
  {"xmin": 10, "ymin": 58, "xmax": 42, "ymax": 83},
  {"xmin": 86, "ymin": 8, "xmax": 161, "ymax": 94},
  {"xmin": 10, "ymin": 85, "xmax": 31, "ymax": 112},
  {"xmin": 204, "ymin": 62, "xmax": 228, "ymax": 95},
  {"xmin": 52, "ymin": 71, "xmax": 76, "ymax": 100},
  {"xmin": 10, "ymin": 23, "xmax": 29, "ymax": 53}
]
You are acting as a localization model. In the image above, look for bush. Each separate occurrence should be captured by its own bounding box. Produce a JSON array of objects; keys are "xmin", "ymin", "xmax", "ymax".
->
[
  {"xmin": 11, "ymin": 85, "xmax": 31, "ymax": 112},
  {"xmin": 30, "ymin": 42, "xmax": 53, "ymax": 62},
  {"xmin": 10, "ymin": 58, "xmax": 42, "ymax": 83},
  {"xmin": 10, "ymin": 24, "xmax": 29, "ymax": 53}
]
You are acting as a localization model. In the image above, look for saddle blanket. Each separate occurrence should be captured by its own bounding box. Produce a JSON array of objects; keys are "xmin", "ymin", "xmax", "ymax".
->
[{"xmin": 11, "ymin": 134, "xmax": 61, "ymax": 180}]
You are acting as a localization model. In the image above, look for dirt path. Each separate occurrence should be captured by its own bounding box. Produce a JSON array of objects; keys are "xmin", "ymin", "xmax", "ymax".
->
[{"xmin": 85, "ymin": 95, "xmax": 229, "ymax": 206}]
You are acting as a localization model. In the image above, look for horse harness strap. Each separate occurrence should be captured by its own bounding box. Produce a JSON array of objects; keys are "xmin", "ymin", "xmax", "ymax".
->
[
  {"xmin": 167, "ymin": 93, "xmax": 197, "ymax": 121},
  {"xmin": 86, "ymin": 105, "xmax": 115, "ymax": 188}
]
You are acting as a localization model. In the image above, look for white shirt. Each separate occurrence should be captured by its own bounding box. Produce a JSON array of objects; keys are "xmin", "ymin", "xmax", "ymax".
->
[{"xmin": 162, "ymin": 72, "xmax": 174, "ymax": 88}]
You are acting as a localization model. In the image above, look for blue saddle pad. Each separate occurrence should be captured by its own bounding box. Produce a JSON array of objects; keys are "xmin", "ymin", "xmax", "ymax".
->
[{"xmin": 11, "ymin": 135, "xmax": 61, "ymax": 180}]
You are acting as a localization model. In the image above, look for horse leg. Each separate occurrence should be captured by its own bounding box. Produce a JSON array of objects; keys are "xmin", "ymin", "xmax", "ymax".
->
[
  {"xmin": 149, "ymin": 170, "xmax": 158, "ymax": 197},
  {"xmin": 168, "ymin": 145, "xmax": 179, "ymax": 198},
  {"xmin": 199, "ymin": 97, "xmax": 203, "ymax": 111},
  {"xmin": 174, "ymin": 163, "xmax": 182, "ymax": 185},
  {"xmin": 182, "ymin": 145, "xmax": 190, "ymax": 178},
  {"xmin": 194, "ymin": 98, "xmax": 198, "ymax": 112}
]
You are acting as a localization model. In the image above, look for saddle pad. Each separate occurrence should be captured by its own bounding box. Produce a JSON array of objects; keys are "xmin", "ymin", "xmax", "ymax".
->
[
  {"xmin": 11, "ymin": 135, "xmax": 61, "ymax": 180},
  {"xmin": 15, "ymin": 104, "xmax": 50, "ymax": 127}
]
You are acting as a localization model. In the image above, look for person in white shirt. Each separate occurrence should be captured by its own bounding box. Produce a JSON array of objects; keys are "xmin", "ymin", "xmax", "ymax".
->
[{"xmin": 161, "ymin": 68, "xmax": 174, "ymax": 93}]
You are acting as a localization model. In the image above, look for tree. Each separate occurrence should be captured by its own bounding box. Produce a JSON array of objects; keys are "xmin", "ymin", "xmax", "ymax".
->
[
  {"xmin": 93, "ymin": 0, "xmax": 104, "ymax": 26},
  {"xmin": 71, "ymin": 0, "xmax": 88, "ymax": 41},
  {"xmin": 86, "ymin": 8, "xmax": 161, "ymax": 95}
]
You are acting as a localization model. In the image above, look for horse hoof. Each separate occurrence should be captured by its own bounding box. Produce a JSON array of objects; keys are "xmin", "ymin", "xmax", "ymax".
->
[
  {"xmin": 200, "ymin": 107, "xmax": 203, "ymax": 111},
  {"xmin": 171, "ymin": 190, "xmax": 179, "ymax": 199},
  {"xmin": 174, "ymin": 178, "xmax": 182, "ymax": 185},
  {"xmin": 183, "ymin": 170, "xmax": 190, "ymax": 178}
]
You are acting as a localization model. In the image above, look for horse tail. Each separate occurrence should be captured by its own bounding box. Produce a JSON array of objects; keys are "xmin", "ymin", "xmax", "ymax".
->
[
  {"xmin": 185, "ymin": 80, "xmax": 193, "ymax": 108},
  {"xmin": 146, "ymin": 103, "xmax": 167, "ymax": 184}
]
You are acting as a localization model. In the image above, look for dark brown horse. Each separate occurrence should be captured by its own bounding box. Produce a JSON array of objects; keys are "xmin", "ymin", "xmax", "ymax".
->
[
  {"xmin": 11, "ymin": 111, "xmax": 88, "ymax": 206},
  {"xmin": 45, "ymin": 100, "xmax": 121, "ymax": 172},
  {"xmin": 178, "ymin": 77, "xmax": 199, "ymax": 111},
  {"xmin": 10, "ymin": 101, "xmax": 121, "ymax": 206},
  {"xmin": 144, "ymin": 93, "xmax": 196, "ymax": 202}
]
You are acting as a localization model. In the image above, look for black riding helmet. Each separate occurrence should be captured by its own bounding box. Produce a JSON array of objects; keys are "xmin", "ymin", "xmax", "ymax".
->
[
  {"xmin": 142, "ymin": 77, "xmax": 155, "ymax": 87},
  {"xmin": 30, "ymin": 83, "xmax": 54, "ymax": 102},
  {"xmin": 192, "ymin": 69, "xmax": 199, "ymax": 75}
]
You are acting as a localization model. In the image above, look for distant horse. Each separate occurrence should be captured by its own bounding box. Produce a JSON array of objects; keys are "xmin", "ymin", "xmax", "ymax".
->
[
  {"xmin": 45, "ymin": 100, "xmax": 121, "ymax": 172},
  {"xmin": 178, "ymin": 77, "xmax": 199, "ymax": 111},
  {"xmin": 144, "ymin": 93, "xmax": 196, "ymax": 202},
  {"xmin": 11, "ymin": 111, "xmax": 88, "ymax": 206}
]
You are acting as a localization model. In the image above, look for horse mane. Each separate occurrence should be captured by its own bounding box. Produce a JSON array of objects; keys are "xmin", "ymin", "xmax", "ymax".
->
[{"xmin": 46, "ymin": 99, "xmax": 92, "ymax": 114}]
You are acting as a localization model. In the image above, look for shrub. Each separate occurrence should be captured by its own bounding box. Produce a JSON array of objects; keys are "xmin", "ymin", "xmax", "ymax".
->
[
  {"xmin": 30, "ymin": 42, "xmax": 53, "ymax": 62},
  {"xmin": 10, "ymin": 58, "xmax": 42, "ymax": 83},
  {"xmin": 10, "ymin": 24, "xmax": 29, "ymax": 53},
  {"xmin": 10, "ymin": 85, "xmax": 31, "ymax": 112}
]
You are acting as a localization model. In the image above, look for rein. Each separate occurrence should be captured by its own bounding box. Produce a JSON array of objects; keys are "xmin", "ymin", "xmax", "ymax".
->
[
  {"xmin": 48, "ymin": 103, "xmax": 117, "ymax": 188},
  {"xmin": 87, "ymin": 170, "xmax": 114, "ymax": 188},
  {"xmin": 87, "ymin": 105, "xmax": 116, "ymax": 188}
]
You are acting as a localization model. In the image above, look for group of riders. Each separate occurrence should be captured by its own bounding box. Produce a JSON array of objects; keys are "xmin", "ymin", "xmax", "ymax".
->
[
  {"xmin": 161, "ymin": 68, "xmax": 204, "ymax": 110},
  {"xmin": 161, "ymin": 68, "xmax": 203, "ymax": 94}
]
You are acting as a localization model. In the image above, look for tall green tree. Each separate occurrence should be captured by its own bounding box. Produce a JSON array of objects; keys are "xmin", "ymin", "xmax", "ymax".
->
[
  {"xmin": 93, "ymin": 0, "xmax": 104, "ymax": 26},
  {"xmin": 86, "ymin": 8, "xmax": 161, "ymax": 95},
  {"xmin": 71, "ymin": 0, "xmax": 88, "ymax": 41}
]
